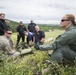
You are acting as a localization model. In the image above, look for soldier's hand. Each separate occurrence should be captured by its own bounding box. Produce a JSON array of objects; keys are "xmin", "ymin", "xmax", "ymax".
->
[
  {"xmin": 34, "ymin": 42, "xmax": 43, "ymax": 50},
  {"xmin": 34, "ymin": 42, "xmax": 40, "ymax": 50},
  {"xmin": 34, "ymin": 44, "xmax": 39, "ymax": 50}
]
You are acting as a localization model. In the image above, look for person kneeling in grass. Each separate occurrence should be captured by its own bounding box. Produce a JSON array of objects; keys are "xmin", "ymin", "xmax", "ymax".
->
[
  {"xmin": 35, "ymin": 14, "xmax": 76, "ymax": 63},
  {"xmin": 24, "ymin": 31, "xmax": 34, "ymax": 46}
]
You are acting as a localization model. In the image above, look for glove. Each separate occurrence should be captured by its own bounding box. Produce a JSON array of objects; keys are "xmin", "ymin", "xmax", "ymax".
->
[
  {"xmin": 34, "ymin": 42, "xmax": 43, "ymax": 50},
  {"xmin": 34, "ymin": 44, "xmax": 39, "ymax": 50}
]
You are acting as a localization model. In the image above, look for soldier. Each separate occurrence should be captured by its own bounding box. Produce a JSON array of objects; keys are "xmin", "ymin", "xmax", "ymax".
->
[
  {"xmin": 35, "ymin": 14, "xmax": 76, "ymax": 63},
  {"xmin": 0, "ymin": 29, "xmax": 20, "ymax": 60}
]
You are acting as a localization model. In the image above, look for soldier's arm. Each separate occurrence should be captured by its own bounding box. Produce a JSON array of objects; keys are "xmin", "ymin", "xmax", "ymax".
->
[
  {"xmin": 4, "ymin": 43, "xmax": 15, "ymax": 55},
  {"xmin": 39, "ymin": 32, "xmax": 75, "ymax": 51},
  {"xmin": 10, "ymin": 38, "xmax": 15, "ymax": 50}
]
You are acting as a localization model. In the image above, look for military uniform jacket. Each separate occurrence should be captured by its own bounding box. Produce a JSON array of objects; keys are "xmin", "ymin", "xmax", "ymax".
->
[
  {"xmin": 0, "ymin": 36, "xmax": 15, "ymax": 57},
  {"xmin": 39, "ymin": 25, "xmax": 76, "ymax": 52}
]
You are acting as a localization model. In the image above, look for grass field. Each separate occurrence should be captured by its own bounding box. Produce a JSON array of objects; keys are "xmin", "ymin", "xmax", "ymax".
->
[{"xmin": 0, "ymin": 29, "xmax": 76, "ymax": 75}]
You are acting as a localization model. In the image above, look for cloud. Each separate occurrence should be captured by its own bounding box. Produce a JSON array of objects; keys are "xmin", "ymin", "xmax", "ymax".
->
[{"xmin": 0, "ymin": 0, "xmax": 76, "ymax": 24}]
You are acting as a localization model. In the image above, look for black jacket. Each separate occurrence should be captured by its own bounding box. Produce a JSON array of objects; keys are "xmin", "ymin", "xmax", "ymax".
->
[
  {"xmin": 28, "ymin": 23, "xmax": 36, "ymax": 33},
  {"xmin": 35, "ymin": 30, "xmax": 45, "ymax": 43},
  {"xmin": 17, "ymin": 25, "xmax": 27, "ymax": 36},
  {"xmin": 0, "ymin": 19, "xmax": 7, "ymax": 35}
]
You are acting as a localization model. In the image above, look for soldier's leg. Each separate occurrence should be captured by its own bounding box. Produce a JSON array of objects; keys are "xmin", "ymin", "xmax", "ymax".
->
[
  {"xmin": 51, "ymin": 49, "xmax": 63, "ymax": 63},
  {"xmin": 51, "ymin": 46, "xmax": 76, "ymax": 63},
  {"xmin": 61, "ymin": 46, "xmax": 76, "ymax": 62}
]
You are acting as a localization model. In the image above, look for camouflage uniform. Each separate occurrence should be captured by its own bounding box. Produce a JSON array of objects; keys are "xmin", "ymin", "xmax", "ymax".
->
[
  {"xmin": 7, "ymin": 38, "xmax": 15, "ymax": 49},
  {"xmin": 0, "ymin": 36, "xmax": 20, "ymax": 60},
  {"xmin": 39, "ymin": 25, "xmax": 76, "ymax": 63}
]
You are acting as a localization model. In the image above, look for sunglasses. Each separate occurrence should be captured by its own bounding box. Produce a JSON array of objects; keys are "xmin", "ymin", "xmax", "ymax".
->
[
  {"xmin": 7, "ymin": 32, "xmax": 12, "ymax": 34},
  {"xmin": 61, "ymin": 19, "xmax": 69, "ymax": 22}
]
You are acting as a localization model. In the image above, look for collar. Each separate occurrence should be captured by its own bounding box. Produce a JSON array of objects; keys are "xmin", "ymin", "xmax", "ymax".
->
[{"xmin": 66, "ymin": 25, "xmax": 75, "ymax": 31}]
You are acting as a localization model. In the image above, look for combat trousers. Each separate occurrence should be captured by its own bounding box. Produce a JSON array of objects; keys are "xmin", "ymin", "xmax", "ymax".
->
[{"xmin": 51, "ymin": 45, "xmax": 76, "ymax": 63}]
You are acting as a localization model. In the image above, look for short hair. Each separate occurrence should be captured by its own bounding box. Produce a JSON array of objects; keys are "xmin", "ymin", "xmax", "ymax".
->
[
  {"xmin": 4, "ymin": 28, "xmax": 12, "ymax": 33},
  {"xmin": 19, "ymin": 21, "xmax": 23, "ymax": 23},
  {"xmin": 0, "ymin": 13, "xmax": 5, "ymax": 16},
  {"xmin": 31, "ymin": 20, "xmax": 33, "ymax": 22},
  {"xmin": 35, "ymin": 25, "xmax": 39, "ymax": 28}
]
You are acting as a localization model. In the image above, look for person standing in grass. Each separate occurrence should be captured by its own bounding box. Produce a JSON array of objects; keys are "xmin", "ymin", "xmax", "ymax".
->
[
  {"xmin": 0, "ymin": 13, "xmax": 7, "ymax": 36},
  {"xmin": 35, "ymin": 14, "xmax": 76, "ymax": 63},
  {"xmin": 16, "ymin": 21, "xmax": 27, "ymax": 46}
]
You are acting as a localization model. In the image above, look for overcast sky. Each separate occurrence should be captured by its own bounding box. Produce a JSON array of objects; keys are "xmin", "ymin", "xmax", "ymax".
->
[{"xmin": 0, "ymin": 0, "xmax": 76, "ymax": 24}]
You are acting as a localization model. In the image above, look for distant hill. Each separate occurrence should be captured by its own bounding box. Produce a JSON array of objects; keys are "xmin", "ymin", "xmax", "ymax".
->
[{"xmin": 7, "ymin": 19, "xmax": 62, "ymax": 32}]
